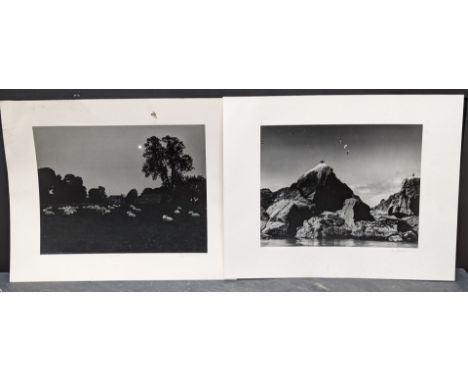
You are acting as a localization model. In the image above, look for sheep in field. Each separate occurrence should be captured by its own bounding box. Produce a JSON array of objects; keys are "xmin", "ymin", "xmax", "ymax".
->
[
  {"xmin": 129, "ymin": 204, "xmax": 142, "ymax": 212},
  {"xmin": 126, "ymin": 211, "xmax": 136, "ymax": 218},
  {"xmin": 58, "ymin": 206, "xmax": 78, "ymax": 216},
  {"xmin": 162, "ymin": 214, "xmax": 174, "ymax": 222},
  {"xmin": 43, "ymin": 207, "xmax": 55, "ymax": 216}
]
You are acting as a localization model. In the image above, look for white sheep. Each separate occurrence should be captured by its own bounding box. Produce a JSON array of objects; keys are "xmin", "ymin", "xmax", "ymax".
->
[
  {"xmin": 101, "ymin": 208, "xmax": 111, "ymax": 215},
  {"xmin": 83, "ymin": 204, "xmax": 100, "ymax": 210},
  {"xmin": 43, "ymin": 207, "xmax": 55, "ymax": 216},
  {"xmin": 174, "ymin": 209, "xmax": 181, "ymax": 214},
  {"xmin": 162, "ymin": 214, "xmax": 174, "ymax": 222},
  {"xmin": 83, "ymin": 204, "xmax": 112, "ymax": 215},
  {"xmin": 58, "ymin": 206, "xmax": 78, "ymax": 216},
  {"xmin": 190, "ymin": 212, "xmax": 200, "ymax": 218},
  {"xmin": 129, "ymin": 204, "xmax": 142, "ymax": 212},
  {"xmin": 126, "ymin": 210, "xmax": 136, "ymax": 218}
]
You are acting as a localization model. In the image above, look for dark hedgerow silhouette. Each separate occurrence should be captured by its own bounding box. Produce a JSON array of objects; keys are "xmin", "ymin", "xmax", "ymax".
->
[
  {"xmin": 125, "ymin": 188, "xmax": 138, "ymax": 205},
  {"xmin": 88, "ymin": 186, "xmax": 107, "ymax": 204},
  {"xmin": 38, "ymin": 167, "xmax": 87, "ymax": 205},
  {"xmin": 172, "ymin": 175, "xmax": 207, "ymax": 207},
  {"xmin": 63, "ymin": 174, "xmax": 87, "ymax": 203}
]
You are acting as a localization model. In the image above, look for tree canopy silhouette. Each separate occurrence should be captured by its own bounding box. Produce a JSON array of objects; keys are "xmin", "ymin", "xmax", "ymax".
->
[
  {"xmin": 62, "ymin": 174, "xmax": 87, "ymax": 203},
  {"xmin": 125, "ymin": 189, "xmax": 138, "ymax": 205},
  {"xmin": 142, "ymin": 136, "xmax": 194, "ymax": 188},
  {"xmin": 38, "ymin": 168, "xmax": 60, "ymax": 205},
  {"xmin": 88, "ymin": 186, "xmax": 107, "ymax": 204},
  {"xmin": 38, "ymin": 168, "xmax": 87, "ymax": 205},
  {"xmin": 172, "ymin": 175, "xmax": 207, "ymax": 206}
]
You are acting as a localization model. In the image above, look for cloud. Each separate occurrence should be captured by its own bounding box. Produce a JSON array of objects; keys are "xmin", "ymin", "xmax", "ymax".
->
[{"xmin": 351, "ymin": 169, "xmax": 419, "ymax": 207}]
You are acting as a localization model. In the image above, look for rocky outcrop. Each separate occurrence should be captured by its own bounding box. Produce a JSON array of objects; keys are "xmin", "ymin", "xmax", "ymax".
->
[
  {"xmin": 337, "ymin": 196, "xmax": 373, "ymax": 227},
  {"xmin": 291, "ymin": 163, "xmax": 355, "ymax": 214},
  {"xmin": 351, "ymin": 217, "xmax": 400, "ymax": 241},
  {"xmin": 373, "ymin": 177, "xmax": 420, "ymax": 217},
  {"xmin": 261, "ymin": 162, "xmax": 374, "ymax": 239},
  {"xmin": 262, "ymin": 190, "xmax": 314, "ymax": 238},
  {"xmin": 296, "ymin": 213, "xmax": 418, "ymax": 243},
  {"xmin": 260, "ymin": 206, "xmax": 269, "ymax": 233},
  {"xmin": 296, "ymin": 212, "xmax": 352, "ymax": 239},
  {"xmin": 352, "ymin": 215, "xmax": 418, "ymax": 242},
  {"xmin": 260, "ymin": 188, "xmax": 275, "ymax": 210},
  {"xmin": 401, "ymin": 215, "xmax": 419, "ymax": 233},
  {"xmin": 261, "ymin": 162, "xmax": 419, "ymax": 244}
]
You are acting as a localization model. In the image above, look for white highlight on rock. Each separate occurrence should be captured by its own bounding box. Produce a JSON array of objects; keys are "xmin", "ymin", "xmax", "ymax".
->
[{"xmin": 298, "ymin": 162, "xmax": 333, "ymax": 182}]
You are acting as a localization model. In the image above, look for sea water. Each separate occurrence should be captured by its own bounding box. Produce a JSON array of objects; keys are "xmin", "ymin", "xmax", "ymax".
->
[{"xmin": 261, "ymin": 238, "xmax": 418, "ymax": 248}]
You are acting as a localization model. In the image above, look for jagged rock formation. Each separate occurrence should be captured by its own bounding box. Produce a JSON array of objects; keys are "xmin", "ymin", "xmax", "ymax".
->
[
  {"xmin": 292, "ymin": 163, "xmax": 354, "ymax": 213},
  {"xmin": 296, "ymin": 212, "xmax": 351, "ymax": 239},
  {"xmin": 338, "ymin": 196, "xmax": 373, "ymax": 227},
  {"xmin": 373, "ymin": 177, "xmax": 420, "ymax": 217},
  {"xmin": 261, "ymin": 189, "xmax": 313, "ymax": 238},
  {"xmin": 261, "ymin": 163, "xmax": 419, "ymax": 244},
  {"xmin": 260, "ymin": 188, "xmax": 275, "ymax": 210},
  {"xmin": 261, "ymin": 162, "xmax": 373, "ymax": 239}
]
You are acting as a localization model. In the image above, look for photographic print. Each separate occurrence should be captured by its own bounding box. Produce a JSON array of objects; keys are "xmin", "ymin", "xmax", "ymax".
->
[
  {"xmin": 224, "ymin": 96, "xmax": 462, "ymax": 280},
  {"xmin": 261, "ymin": 125, "xmax": 422, "ymax": 248},
  {"xmin": 34, "ymin": 125, "xmax": 208, "ymax": 254}
]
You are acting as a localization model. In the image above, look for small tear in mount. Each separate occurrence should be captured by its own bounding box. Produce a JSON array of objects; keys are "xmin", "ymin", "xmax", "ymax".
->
[
  {"xmin": 150, "ymin": 111, "xmax": 157, "ymax": 119},
  {"xmin": 73, "ymin": 92, "xmax": 81, "ymax": 98}
]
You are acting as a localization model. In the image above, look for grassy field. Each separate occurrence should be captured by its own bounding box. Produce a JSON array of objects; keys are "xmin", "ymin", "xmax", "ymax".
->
[{"xmin": 40, "ymin": 202, "xmax": 207, "ymax": 254}]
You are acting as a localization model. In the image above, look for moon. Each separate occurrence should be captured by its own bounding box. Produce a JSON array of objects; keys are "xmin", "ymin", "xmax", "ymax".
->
[{"xmin": 138, "ymin": 145, "xmax": 143, "ymax": 150}]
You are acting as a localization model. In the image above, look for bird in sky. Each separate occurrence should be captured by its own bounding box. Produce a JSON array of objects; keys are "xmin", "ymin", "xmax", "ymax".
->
[{"xmin": 338, "ymin": 138, "xmax": 350, "ymax": 156}]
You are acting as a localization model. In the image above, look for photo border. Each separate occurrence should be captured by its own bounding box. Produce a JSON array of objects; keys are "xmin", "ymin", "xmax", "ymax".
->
[
  {"xmin": 33, "ymin": 124, "xmax": 208, "ymax": 255},
  {"xmin": 2, "ymin": 99, "xmax": 223, "ymax": 281},
  {"xmin": 223, "ymin": 95, "xmax": 464, "ymax": 281},
  {"xmin": 259, "ymin": 123, "xmax": 423, "ymax": 249}
]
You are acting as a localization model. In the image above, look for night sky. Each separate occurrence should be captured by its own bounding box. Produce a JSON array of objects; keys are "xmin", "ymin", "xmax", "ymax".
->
[
  {"xmin": 33, "ymin": 125, "xmax": 206, "ymax": 196},
  {"xmin": 261, "ymin": 124, "xmax": 422, "ymax": 207}
]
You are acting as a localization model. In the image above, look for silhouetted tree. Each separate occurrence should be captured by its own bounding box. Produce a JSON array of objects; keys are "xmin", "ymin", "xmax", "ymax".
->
[
  {"xmin": 63, "ymin": 174, "xmax": 87, "ymax": 203},
  {"xmin": 142, "ymin": 187, "xmax": 154, "ymax": 195},
  {"xmin": 38, "ymin": 168, "xmax": 87, "ymax": 205},
  {"xmin": 125, "ymin": 189, "xmax": 138, "ymax": 205},
  {"xmin": 142, "ymin": 136, "xmax": 194, "ymax": 188},
  {"xmin": 38, "ymin": 168, "xmax": 59, "ymax": 205},
  {"xmin": 173, "ymin": 175, "xmax": 206, "ymax": 206},
  {"xmin": 88, "ymin": 186, "xmax": 107, "ymax": 204}
]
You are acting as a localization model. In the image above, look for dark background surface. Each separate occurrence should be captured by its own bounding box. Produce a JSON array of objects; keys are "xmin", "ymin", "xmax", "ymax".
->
[{"xmin": 0, "ymin": 89, "xmax": 467, "ymax": 273}]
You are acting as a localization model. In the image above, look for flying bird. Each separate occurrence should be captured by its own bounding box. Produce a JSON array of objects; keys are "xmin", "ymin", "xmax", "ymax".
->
[{"xmin": 343, "ymin": 144, "xmax": 348, "ymax": 149}]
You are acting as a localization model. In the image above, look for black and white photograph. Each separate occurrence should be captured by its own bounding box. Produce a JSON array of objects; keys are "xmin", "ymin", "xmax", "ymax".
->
[
  {"xmin": 260, "ymin": 124, "xmax": 422, "ymax": 248},
  {"xmin": 33, "ymin": 125, "xmax": 208, "ymax": 254}
]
